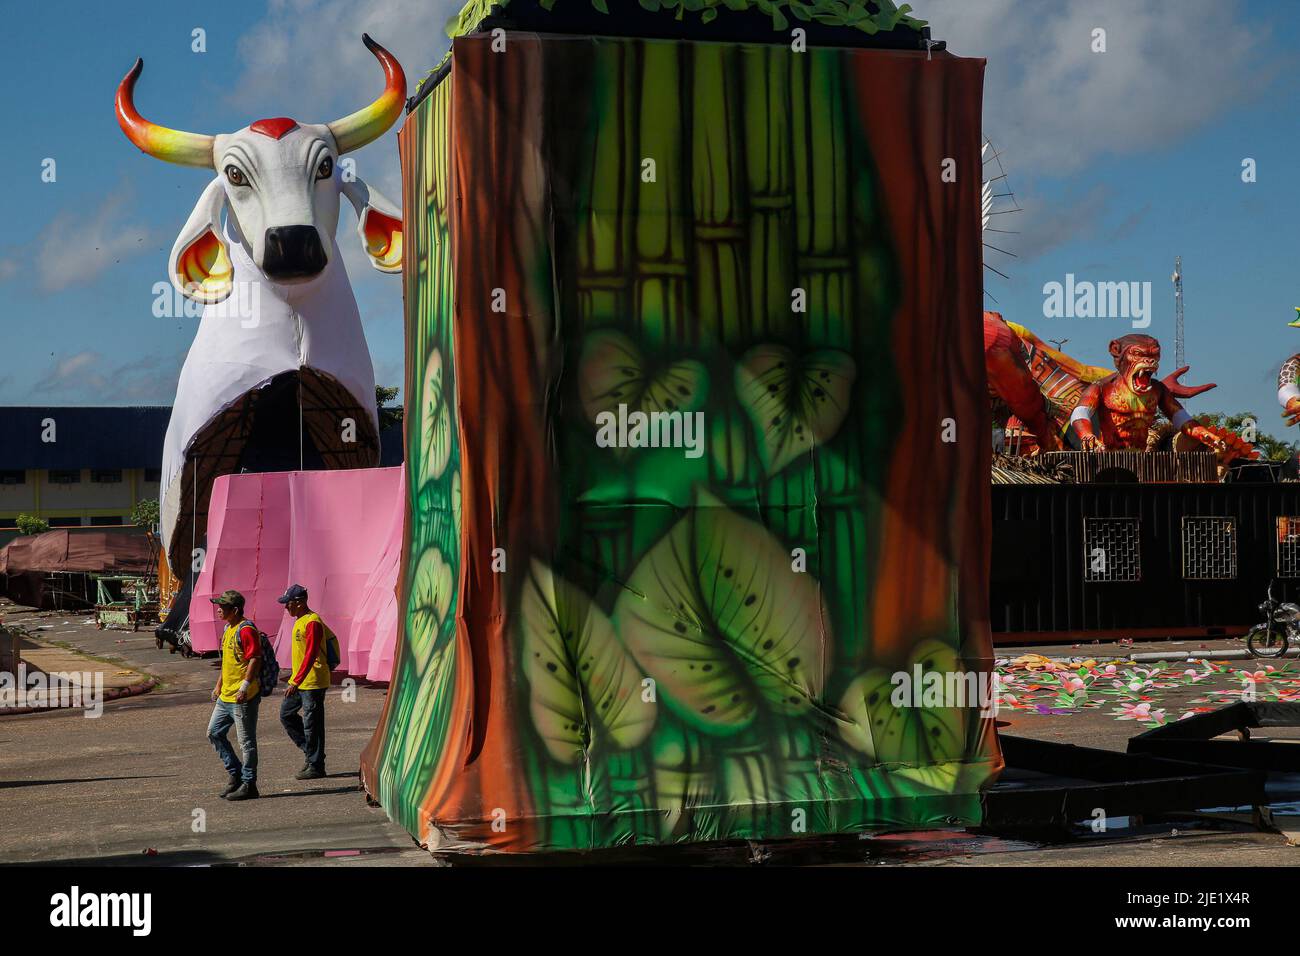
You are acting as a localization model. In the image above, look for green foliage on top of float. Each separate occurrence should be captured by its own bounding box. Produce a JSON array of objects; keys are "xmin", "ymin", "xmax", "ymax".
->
[{"xmin": 446, "ymin": 0, "xmax": 928, "ymax": 41}]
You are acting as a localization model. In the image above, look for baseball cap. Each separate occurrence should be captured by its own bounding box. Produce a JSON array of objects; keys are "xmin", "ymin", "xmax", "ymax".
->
[
  {"xmin": 209, "ymin": 589, "xmax": 246, "ymax": 608},
  {"xmin": 277, "ymin": 583, "xmax": 309, "ymax": 604}
]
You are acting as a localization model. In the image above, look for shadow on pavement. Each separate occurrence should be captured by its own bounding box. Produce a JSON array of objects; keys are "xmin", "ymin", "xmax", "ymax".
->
[
  {"xmin": 5, "ymin": 848, "xmax": 239, "ymax": 867},
  {"xmin": 259, "ymin": 785, "xmax": 362, "ymax": 800},
  {"xmin": 0, "ymin": 774, "xmax": 174, "ymax": 790}
]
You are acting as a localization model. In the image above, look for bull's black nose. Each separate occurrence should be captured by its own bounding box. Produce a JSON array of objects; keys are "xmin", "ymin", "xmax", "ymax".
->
[{"xmin": 262, "ymin": 225, "xmax": 327, "ymax": 280}]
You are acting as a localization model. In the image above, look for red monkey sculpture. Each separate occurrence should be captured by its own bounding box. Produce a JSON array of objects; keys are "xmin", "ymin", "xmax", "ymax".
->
[
  {"xmin": 1069, "ymin": 334, "xmax": 1224, "ymax": 453},
  {"xmin": 984, "ymin": 312, "xmax": 1218, "ymax": 453}
]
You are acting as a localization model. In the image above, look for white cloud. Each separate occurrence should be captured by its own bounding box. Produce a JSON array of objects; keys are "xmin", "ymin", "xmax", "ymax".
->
[
  {"xmin": 229, "ymin": 0, "xmax": 458, "ymax": 117},
  {"xmin": 928, "ymin": 0, "xmax": 1270, "ymax": 265},
  {"xmin": 1001, "ymin": 182, "xmax": 1111, "ymax": 261},
  {"xmin": 926, "ymin": 0, "xmax": 1269, "ymax": 178},
  {"xmin": 49, "ymin": 351, "xmax": 99, "ymax": 383},
  {"xmin": 228, "ymin": 0, "xmax": 461, "ymax": 202},
  {"xmin": 29, "ymin": 192, "xmax": 155, "ymax": 293},
  {"xmin": 35, "ymin": 349, "xmax": 183, "ymax": 403}
]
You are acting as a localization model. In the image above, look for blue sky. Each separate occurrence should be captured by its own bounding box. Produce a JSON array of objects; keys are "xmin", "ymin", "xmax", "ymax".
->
[
  {"xmin": 927, "ymin": 0, "xmax": 1300, "ymax": 436},
  {"xmin": 1, "ymin": 0, "xmax": 1296, "ymax": 438}
]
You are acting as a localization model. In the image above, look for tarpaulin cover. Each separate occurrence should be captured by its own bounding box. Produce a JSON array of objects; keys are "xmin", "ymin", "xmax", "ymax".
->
[
  {"xmin": 190, "ymin": 466, "xmax": 403, "ymax": 682},
  {"xmin": 0, "ymin": 530, "xmax": 154, "ymax": 575},
  {"xmin": 361, "ymin": 34, "xmax": 1000, "ymax": 854},
  {"xmin": 0, "ymin": 529, "xmax": 156, "ymax": 608}
]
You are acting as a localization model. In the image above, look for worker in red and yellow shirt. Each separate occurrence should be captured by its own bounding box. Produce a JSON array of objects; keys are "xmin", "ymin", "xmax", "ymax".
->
[
  {"xmin": 276, "ymin": 584, "xmax": 333, "ymax": 779},
  {"xmin": 206, "ymin": 589, "xmax": 261, "ymax": 801}
]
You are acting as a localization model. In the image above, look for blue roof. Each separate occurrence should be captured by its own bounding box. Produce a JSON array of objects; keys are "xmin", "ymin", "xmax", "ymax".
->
[
  {"xmin": 0, "ymin": 407, "xmax": 169, "ymax": 470},
  {"xmin": 379, "ymin": 425, "xmax": 404, "ymax": 467},
  {"xmin": 0, "ymin": 407, "xmax": 405, "ymax": 470}
]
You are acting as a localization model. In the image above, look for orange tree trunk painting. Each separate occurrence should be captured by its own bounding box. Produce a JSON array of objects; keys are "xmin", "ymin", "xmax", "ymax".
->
[{"xmin": 360, "ymin": 29, "xmax": 1000, "ymax": 855}]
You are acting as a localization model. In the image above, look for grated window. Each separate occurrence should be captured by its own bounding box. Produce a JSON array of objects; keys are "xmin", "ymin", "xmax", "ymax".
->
[
  {"xmin": 1181, "ymin": 516, "xmax": 1236, "ymax": 580},
  {"xmin": 1277, "ymin": 518, "xmax": 1300, "ymax": 578},
  {"xmin": 1083, "ymin": 517, "xmax": 1140, "ymax": 582}
]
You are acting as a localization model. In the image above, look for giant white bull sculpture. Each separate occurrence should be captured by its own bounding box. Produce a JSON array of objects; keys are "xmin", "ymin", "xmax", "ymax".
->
[{"xmin": 116, "ymin": 34, "xmax": 405, "ymax": 577}]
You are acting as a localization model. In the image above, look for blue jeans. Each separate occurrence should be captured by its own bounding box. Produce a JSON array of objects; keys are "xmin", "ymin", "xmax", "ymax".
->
[
  {"xmin": 208, "ymin": 697, "xmax": 260, "ymax": 783},
  {"xmin": 280, "ymin": 688, "xmax": 326, "ymax": 770}
]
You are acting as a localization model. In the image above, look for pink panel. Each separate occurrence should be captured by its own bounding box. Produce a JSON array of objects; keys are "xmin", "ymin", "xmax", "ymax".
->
[
  {"xmin": 348, "ymin": 469, "xmax": 404, "ymax": 682},
  {"xmin": 188, "ymin": 466, "xmax": 404, "ymax": 680},
  {"xmin": 191, "ymin": 473, "xmax": 293, "ymax": 652}
]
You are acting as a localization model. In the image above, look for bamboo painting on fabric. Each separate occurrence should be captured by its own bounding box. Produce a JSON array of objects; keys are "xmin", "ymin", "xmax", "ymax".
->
[{"xmin": 361, "ymin": 33, "xmax": 1000, "ymax": 854}]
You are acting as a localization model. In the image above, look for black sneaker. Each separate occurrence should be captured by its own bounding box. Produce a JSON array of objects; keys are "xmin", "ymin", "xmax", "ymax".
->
[
  {"xmin": 225, "ymin": 781, "xmax": 260, "ymax": 801},
  {"xmin": 295, "ymin": 766, "xmax": 325, "ymax": 780},
  {"xmin": 219, "ymin": 775, "xmax": 241, "ymax": 798}
]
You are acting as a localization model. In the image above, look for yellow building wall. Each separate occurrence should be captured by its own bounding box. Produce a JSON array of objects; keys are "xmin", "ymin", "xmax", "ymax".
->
[{"xmin": 0, "ymin": 469, "xmax": 160, "ymax": 525}]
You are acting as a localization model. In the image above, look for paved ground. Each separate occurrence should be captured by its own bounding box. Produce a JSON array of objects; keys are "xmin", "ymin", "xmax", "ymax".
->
[
  {"xmin": 0, "ymin": 602, "xmax": 433, "ymax": 867},
  {"xmin": 3, "ymin": 601, "xmax": 1299, "ymax": 866},
  {"xmin": 997, "ymin": 634, "xmax": 1300, "ymax": 750}
]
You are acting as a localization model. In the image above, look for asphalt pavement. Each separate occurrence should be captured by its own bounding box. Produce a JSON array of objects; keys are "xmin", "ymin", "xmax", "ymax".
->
[
  {"xmin": 4, "ymin": 602, "xmax": 1300, "ymax": 866},
  {"xmin": 0, "ymin": 603, "xmax": 432, "ymax": 866}
]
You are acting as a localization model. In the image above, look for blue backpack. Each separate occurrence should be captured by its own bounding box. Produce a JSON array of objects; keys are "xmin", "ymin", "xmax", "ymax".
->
[
  {"xmin": 234, "ymin": 620, "xmax": 281, "ymax": 696},
  {"xmin": 307, "ymin": 614, "xmax": 341, "ymax": 671},
  {"xmin": 324, "ymin": 627, "xmax": 341, "ymax": 670}
]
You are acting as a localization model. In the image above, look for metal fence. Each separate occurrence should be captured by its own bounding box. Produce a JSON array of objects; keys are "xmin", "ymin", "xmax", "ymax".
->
[
  {"xmin": 992, "ymin": 483, "xmax": 1300, "ymax": 638},
  {"xmin": 1038, "ymin": 449, "xmax": 1220, "ymax": 484}
]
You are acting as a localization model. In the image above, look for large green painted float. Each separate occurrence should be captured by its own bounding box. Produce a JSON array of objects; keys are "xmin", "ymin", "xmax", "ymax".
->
[{"xmin": 360, "ymin": 0, "xmax": 1001, "ymax": 855}]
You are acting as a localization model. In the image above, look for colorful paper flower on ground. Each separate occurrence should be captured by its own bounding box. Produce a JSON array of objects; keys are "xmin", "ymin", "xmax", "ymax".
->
[
  {"xmin": 1240, "ymin": 668, "xmax": 1274, "ymax": 684},
  {"xmin": 1058, "ymin": 675, "xmax": 1087, "ymax": 695},
  {"xmin": 1113, "ymin": 701, "xmax": 1167, "ymax": 726}
]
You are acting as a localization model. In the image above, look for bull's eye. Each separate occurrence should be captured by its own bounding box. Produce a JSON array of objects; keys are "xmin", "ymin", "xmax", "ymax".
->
[
  {"xmin": 316, "ymin": 156, "xmax": 334, "ymax": 181},
  {"xmin": 225, "ymin": 165, "xmax": 247, "ymax": 187}
]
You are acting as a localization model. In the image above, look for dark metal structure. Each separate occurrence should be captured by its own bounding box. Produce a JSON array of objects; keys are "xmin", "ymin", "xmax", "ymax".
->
[
  {"xmin": 981, "ymin": 735, "xmax": 1264, "ymax": 838},
  {"xmin": 1129, "ymin": 701, "xmax": 1300, "ymax": 772},
  {"xmin": 992, "ymin": 481, "xmax": 1300, "ymax": 642},
  {"xmin": 1037, "ymin": 448, "xmax": 1219, "ymax": 483}
]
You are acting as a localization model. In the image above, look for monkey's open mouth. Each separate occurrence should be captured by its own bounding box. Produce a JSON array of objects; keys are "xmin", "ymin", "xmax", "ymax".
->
[{"xmin": 1131, "ymin": 364, "xmax": 1157, "ymax": 394}]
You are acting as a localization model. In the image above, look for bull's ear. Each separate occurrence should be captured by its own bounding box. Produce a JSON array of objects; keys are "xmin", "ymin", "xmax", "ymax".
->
[
  {"xmin": 342, "ymin": 178, "xmax": 402, "ymax": 273},
  {"xmin": 168, "ymin": 177, "xmax": 233, "ymax": 303}
]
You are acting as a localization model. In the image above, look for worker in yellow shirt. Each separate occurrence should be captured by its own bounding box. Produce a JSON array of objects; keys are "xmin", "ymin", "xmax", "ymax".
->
[
  {"xmin": 206, "ymin": 590, "xmax": 261, "ymax": 801},
  {"xmin": 277, "ymin": 584, "xmax": 334, "ymax": 779}
]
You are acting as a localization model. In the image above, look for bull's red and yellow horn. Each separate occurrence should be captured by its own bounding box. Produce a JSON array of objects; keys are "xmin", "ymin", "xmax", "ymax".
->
[
  {"xmin": 116, "ymin": 59, "xmax": 215, "ymax": 168},
  {"xmin": 327, "ymin": 34, "xmax": 406, "ymax": 154}
]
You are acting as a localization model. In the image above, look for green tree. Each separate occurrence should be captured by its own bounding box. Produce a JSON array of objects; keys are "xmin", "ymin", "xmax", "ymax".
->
[
  {"xmin": 130, "ymin": 498, "xmax": 160, "ymax": 530},
  {"xmin": 15, "ymin": 514, "xmax": 49, "ymax": 536},
  {"xmin": 1196, "ymin": 411, "xmax": 1299, "ymax": 461},
  {"xmin": 376, "ymin": 384, "xmax": 404, "ymax": 432}
]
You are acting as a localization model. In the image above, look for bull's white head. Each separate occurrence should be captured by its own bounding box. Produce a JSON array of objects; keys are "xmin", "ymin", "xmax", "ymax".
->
[{"xmin": 116, "ymin": 34, "xmax": 404, "ymax": 303}]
